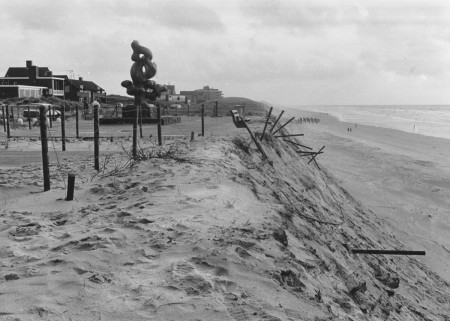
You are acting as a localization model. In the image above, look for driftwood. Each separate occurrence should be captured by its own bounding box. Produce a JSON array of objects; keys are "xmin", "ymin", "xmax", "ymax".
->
[{"xmin": 351, "ymin": 249, "xmax": 426, "ymax": 256}]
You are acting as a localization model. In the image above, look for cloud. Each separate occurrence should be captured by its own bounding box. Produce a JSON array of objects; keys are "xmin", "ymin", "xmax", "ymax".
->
[{"xmin": 1, "ymin": 0, "xmax": 70, "ymax": 32}]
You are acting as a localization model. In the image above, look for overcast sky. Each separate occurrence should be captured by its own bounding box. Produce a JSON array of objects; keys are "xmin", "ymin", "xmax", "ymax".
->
[{"xmin": 1, "ymin": 0, "xmax": 449, "ymax": 106}]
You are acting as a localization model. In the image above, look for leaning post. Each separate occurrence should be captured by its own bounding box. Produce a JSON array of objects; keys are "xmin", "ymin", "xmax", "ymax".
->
[
  {"xmin": 260, "ymin": 106, "xmax": 273, "ymax": 140},
  {"xmin": 269, "ymin": 110, "xmax": 284, "ymax": 133},
  {"xmin": 39, "ymin": 106, "xmax": 50, "ymax": 191}
]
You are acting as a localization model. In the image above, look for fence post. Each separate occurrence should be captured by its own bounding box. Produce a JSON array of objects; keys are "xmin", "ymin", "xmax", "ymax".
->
[
  {"xmin": 10, "ymin": 106, "xmax": 14, "ymax": 128},
  {"xmin": 5, "ymin": 105, "xmax": 10, "ymax": 139},
  {"xmin": 39, "ymin": 106, "xmax": 50, "ymax": 191},
  {"xmin": 132, "ymin": 105, "xmax": 138, "ymax": 159},
  {"xmin": 61, "ymin": 105, "xmax": 66, "ymax": 151},
  {"xmin": 139, "ymin": 104, "xmax": 143, "ymax": 139},
  {"xmin": 2, "ymin": 105, "xmax": 6, "ymax": 133},
  {"xmin": 187, "ymin": 104, "xmax": 190, "ymax": 117},
  {"xmin": 201, "ymin": 104, "xmax": 205, "ymax": 136},
  {"xmin": 49, "ymin": 106, "xmax": 53, "ymax": 128},
  {"xmin": 260, "ymin": 106, "xmax": 273, "ymax": 140},
  {"xmin": 27, "ymin": 106, "xmax": 31, "ymax": 130},
  {"xmin": 191, "ymin": 131, "xmax": 194, "ymax": 142},
  {"xmin": 75, "ymin": 105, "xmax": 79, "ymax": 139},
  {"xmin": 269, "ymin": 110, "xmax": 284, "ymax": 133},
  {"xmin": 66, "ymin": 173, "xmax": 75, "ymax": 201},
  {"xmin": 93, "ymin": 101, "xmax": 100, "ymax": 170},
  {"xmin": 157, "ymin": 105, "xmax": 162, "ymax": 146}
]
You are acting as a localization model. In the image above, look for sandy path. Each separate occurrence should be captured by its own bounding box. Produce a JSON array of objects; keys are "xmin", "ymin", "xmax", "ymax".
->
[{"xmin": 286, "ymin": 110, "xmax": 450, "ymax": 282}]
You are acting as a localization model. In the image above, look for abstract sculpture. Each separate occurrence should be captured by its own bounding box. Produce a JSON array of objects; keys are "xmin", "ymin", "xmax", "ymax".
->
[{"xmin": 121, "ymin": 40, "xmax": 167, "ymax": 105}]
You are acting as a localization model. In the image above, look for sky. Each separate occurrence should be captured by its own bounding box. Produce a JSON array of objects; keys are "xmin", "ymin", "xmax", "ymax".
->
[{"xmin": 1, "ymin": 0, "xmax": 450, "ymax": 106}]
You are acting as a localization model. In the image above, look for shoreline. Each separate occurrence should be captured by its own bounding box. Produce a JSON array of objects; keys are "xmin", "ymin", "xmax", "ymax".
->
[
  {"xmin": 284, "ymin": 109, "xmax": 450, "ymax": 282},
  {"xmin": 286, "ymin": 105, "xmax": 450, "ymax": 141}
]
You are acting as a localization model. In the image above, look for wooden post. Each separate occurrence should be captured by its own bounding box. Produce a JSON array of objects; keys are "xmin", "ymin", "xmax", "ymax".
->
[
  {"xmin": 275, "ymin": 134, "xmax": 304, "ymax": 138},
  {"xmin": 66, "ymin": 173, "xmax": 75, "ymax": 201},
  {"xmin": 308, "ymin": 146, "xmax": 325, "ymax": 165},
  {"xmin": 187, "ymin": 104, "xmax": 190, "ymax": 117},
  {"xmin": 269, "ymin": 111, "xmax": 284, "ymax": 133},
  {"xmin": 351, "ymin": 249, "xmax": 426, "ymax": 256},
  {"xmin": 201, "ymin": 104, "xmax": 205, "ymax": 136},
  {"xmin": 2, "ymin": 105, "xmax": 6, "ymax": 132},
  {"xmin": 10, "ymin": 106, "xmax": 14, "ymax": 127},
  {"xmin": 75, "ymin": 105, "xmax": 79, "ymax": 139},
  {"xmin": 139, "ymin": 104, "xmax": 143, "ymax": 139},
  {"xmin": 27, "ymin": 106, "xmax": 32, "ymax": 130},
  {"xmin": 93, "ymin": 102, "xmax": 100, "ymax": 170},
  {"xmin": 284, "ymin": 139, "xmax": 313, "ymax": 150},
  {"xmin": 272, "ymin": 117, "xmax": 296, "ymax": 136},
  {"xmin": 48, "ymin": 106, "xmax": 53, "ymax": 128},
  {"xmin": 5, "ymin": 104, "xmax": 10, "ymax": 139},
  {"xmin": 132, "ymin": 105, "xmax": 138, "ymax": 159},
  {"xmin": 39, "ymin": 106, "xmax": 50, "ymax": 191},
  {"xmin": 260, "ymin": 106, "xmax": 273, "ymax": 140},
  {"xmin": 243, "ymin": 121, "xmax": 268, "ymax": 160},
  {"xmin": 61, "ymin": 105, "xmax": 66, "ymax": 151},
  {"xmin": 157, "ymin": 105, "xmax": 162, "ymax": 146},
  {"xmin": 191, "ymin": 131, "xmax": 194, "ymax": 141}
]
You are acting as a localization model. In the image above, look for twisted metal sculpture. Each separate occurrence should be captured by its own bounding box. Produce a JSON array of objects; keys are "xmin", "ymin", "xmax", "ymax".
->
[{"xmin": 121, "ymin": 40, "xmax": 167, "ymax": 103}]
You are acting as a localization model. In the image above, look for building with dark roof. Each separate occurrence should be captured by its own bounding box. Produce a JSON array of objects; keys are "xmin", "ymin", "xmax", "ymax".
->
[{"xmin": 0, "ymin": 60, "xmax": 106, "ymax": 103}]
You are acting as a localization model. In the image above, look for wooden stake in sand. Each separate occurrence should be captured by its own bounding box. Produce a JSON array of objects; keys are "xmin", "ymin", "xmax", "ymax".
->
[
  {"xmin": 5, "ymin": 104, "xmax": 11, "ymax": 139},
  {"xmin": 27, "ymin": 106, "xmax": 32, "ymax": 130},
  {"xmin": 260, "ymin": 106, "xmax": 273, "ymax": 140},
  {"xmin": 308, "ymin": 146, "xmax": 325, "ymax": 170},
  {"xmin": 75, "ymin": 104, "xmax": 79, "ymax": 139},
  {"xmin": 93, "ymin": 101, "xmax": 100, "ymax": 170},
  {"xmin": 61, "ymin": 105, "xmax": 66, "ymax": 151},
  {"xmin": 139, "ymin": 104, "xmax": 143, "ymax": 139},
  {"xmin": 230, "ymin": 110, "xmax": 268, "ymax": 160},
  {"xmin": 39, "ymin": 105, "xmax": 50, "ymax": 191},
  {"xmin": 201, "ymin": 104, "xmax": 205, "ymax": 136},
  {"xmin": 275, "ymin": 134, "xmax": 304, "ymax": 138},
  {"xmin": 351, "ymin": 249, "xmax": 426, "ymax": 256},
  {"xmin": 132, "ymin": 104, "xmax": 138, "ymax": 158},
  {"xmin": 157, "ymin": 105, "xmax": 162, "ymax": 146},
  {"xmin": 2, "ymin": 105, "xmax": 6, "ymax": 132},
  {"xmin": 269, "ymin": 110, "xmax": 284, "ymax": 134},
  {"xmin": 66, "ymin": 173, "xmax": 75, "ymax": 201},
  {"xmin": 272, "ymin": 117, "xmax": 295, "ymax": 136},
  {"xmin": 283, "ymin": 139, "xmax": 313, "ymax": 150}
]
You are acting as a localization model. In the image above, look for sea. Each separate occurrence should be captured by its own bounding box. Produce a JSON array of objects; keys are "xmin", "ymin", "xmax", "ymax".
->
[{"xmin": 287, "ymin": 105, "xmax": 450, "ymax": 140}]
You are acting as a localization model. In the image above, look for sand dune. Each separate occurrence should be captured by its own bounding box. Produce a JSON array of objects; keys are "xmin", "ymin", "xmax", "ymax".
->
[{"xmin": 1, "ymin": 117, "xmax": 449, "ymax": 320}]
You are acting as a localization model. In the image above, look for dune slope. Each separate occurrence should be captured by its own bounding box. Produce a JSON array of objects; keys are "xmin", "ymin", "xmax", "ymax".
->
[{"xmin": 0, "ymin": 134, "xmax": 449, "ymax": 320}]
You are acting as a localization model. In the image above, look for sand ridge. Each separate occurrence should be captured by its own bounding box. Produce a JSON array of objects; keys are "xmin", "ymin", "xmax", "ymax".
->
[{"xmin": 0, "ymin": 128, "xmax": 449, "ymax": 320}]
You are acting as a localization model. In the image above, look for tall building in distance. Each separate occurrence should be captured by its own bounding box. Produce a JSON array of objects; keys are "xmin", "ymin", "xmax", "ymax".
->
[{"xmin": 180, "ymin": 86, "xmax": 222, "ymax": 104}]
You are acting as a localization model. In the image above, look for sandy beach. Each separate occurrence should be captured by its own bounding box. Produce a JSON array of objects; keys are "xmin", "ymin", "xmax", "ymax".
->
[
  {"xmin": 1, "ymin": 114, "xmax": 450, "ymax": 320},
  {"xmin": 285, "ymin": 109, "xmax": 450, "ymax": 284}
]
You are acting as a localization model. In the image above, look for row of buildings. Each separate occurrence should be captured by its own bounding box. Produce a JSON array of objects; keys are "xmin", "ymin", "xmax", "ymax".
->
[
  {"xmin": 0, "ymin": 60, "xmax": 107, "ymax": 104},
  {"xmin": 0, "ymin": 60, "xmax": 223, "ymax": 105}
]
